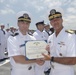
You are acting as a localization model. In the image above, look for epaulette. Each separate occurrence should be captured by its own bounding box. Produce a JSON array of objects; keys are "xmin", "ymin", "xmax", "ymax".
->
[
  {"xmin": 65, "ymin": 30, "xmax": 75, "ymax": 34},
  {"xmin": 11, "ymin": 33, "xmax": 19, "ymax": 37}
]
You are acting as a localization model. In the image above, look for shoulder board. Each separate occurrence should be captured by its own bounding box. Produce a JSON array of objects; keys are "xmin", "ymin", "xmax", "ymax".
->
[
  {"xmin": 11, "ymin": 33, "xmax": 19, "ymax": 37},
  {"xmin": 65, "ymin": 30, "xmax": 75, "ymax": 34}
]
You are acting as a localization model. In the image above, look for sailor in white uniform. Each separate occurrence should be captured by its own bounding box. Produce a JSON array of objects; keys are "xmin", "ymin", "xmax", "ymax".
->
[
  {"xmin": 0, "ymin": 29, "xmax": 4, "ymax": 60},
  {"xmin": 45, "ymin": 9, "xmax": 76, "ymax": 75},
  {"xmin": 0, "ymin": 24, "xmax": 7, "ymax": 60},
  {"xmin": 7, "ymin": 11, "xmax": 41, "ymax": 75},
  {"xmin": 33, "ymin": 21, "xmax": 48, "ymax": 40},
  {"xmin": 33, "ymin": 21, "xmax": 50, "ymax": 75},
  {"xmin": 44, "ymin": 23, "xmax": 54, "ymax": 36}
]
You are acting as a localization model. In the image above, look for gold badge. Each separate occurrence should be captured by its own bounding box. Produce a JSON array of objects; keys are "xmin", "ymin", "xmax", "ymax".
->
[
  {"xmin": 23, "ymin": 13, "xmax": 29, "ymax": 18},
  {"xmin": 50, "ymin": 9, "xmax": 56, "ymax": 15}
]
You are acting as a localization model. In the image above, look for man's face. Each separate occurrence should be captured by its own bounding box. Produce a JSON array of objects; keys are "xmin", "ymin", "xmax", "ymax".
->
[
  {"xmin": 50, "ymin": 17, "xmax": 63, "ymax": 30},
  {"xmin": 37, "ymin": 24, "xmax": 44, "ymax": 31},
  {"xmin": 1, "ymin": 25, "xmax": 5, "ymax": 29},
  {"xmin": 44, "ymin": 25, "xmax": 50, "ymax": 31},
  {"xmin": 10, "ymin": 27, "xmax": 14, "ymax": 31},
  {"xmin": 18, "ymin": 21, "xmax": 30, "ymax": 32}
]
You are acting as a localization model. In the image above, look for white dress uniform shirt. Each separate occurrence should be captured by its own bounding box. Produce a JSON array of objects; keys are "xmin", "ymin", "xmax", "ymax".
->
[
  {"xmin": 43, "ymin": 30, "xmax": 49, "ymax": 38},
  {"xmin": 33, "ymin": 29, "xmax": 50, "ymax": 75},
  {"xmin": 33, "ymin": 30, "xmax": 48, "ymax": 40},
  {"xmin": 7, "ymin": 30, "xmax": 36, "ymax": 75},
  {"xmin": 0, "ymin": 30, "xmax": 3, "ymax": 59},
  {"xmin": 48, "ymin": 28, "xmax": 76, "ymax": 75}
]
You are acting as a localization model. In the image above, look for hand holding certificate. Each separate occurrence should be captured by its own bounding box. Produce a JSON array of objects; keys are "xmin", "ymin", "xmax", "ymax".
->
[{"xmin": 25, "ymin": 40, "xmax": 48, "ymax": 60}]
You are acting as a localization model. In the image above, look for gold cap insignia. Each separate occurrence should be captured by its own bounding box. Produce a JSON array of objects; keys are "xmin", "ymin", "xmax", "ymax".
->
[
  {"xmin": 50, "ymin": 9, "xmax": 56, "ymax": 15},
  {"xmin": 23, "ymin": 13, "xmax": 29, "ymax": 18}
]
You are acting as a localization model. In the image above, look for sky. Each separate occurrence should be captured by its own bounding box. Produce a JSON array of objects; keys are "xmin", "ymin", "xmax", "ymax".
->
[{"xmin": 0, "ymin": 0, "xmax": 76, "ymax": 30}]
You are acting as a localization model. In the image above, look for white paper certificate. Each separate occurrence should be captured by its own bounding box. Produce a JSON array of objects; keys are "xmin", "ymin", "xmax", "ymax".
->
[{"xmin": 25, "ymin": 40, "xmax": 48, "ymax": 60}]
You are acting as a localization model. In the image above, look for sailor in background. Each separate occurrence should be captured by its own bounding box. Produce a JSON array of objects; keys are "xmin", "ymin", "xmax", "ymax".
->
[
  {"xmin": 33, "ymin": 21, "xmax": 49, "ymax": 40},
  {"xmin": 0, "ymin": 24, "xmax": 7, "ymax": 61},
  {"xmin": 44, "ymin": 23, "xmax": 54, "ymax": 36},
  {"xmin": 33, "ymin": 21, "xmax": 51, "ymax": 75}
]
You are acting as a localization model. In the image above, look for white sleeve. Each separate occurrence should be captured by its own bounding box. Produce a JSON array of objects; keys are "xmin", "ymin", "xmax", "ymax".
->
[
  {"xmin": 0, "ymin": 31, "xmax": 1, "ymax": 45},
  {"xmin": 33, "ymin": 32, "xmax": 39, "ymax": 40},
  {"xmin": 0, "ymin": 30, "xmax": 3, "ymax": 45},
  {"xmin": 66, "ymin": 34, "xmax": 76, "ymax": 57},
  {"xmin": 75, "ymin": 34, "xmax": 76, "ymax": 54},
  {"xmin": 7, "ymin": 36, "xmax": 21, "ymax": 57}
]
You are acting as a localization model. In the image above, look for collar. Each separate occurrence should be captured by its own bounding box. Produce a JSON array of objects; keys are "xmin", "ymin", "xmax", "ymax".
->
[
  {"xmin": 54, "ymin": 28, "xmax": 66, "ymax": 37},
  {"xmin": 18, "ymin": 29, "xmax": 28, "ymax": 38},
  {"xmin": 36, "ymin": 29, "xmax": 43, "ymax": 33}
]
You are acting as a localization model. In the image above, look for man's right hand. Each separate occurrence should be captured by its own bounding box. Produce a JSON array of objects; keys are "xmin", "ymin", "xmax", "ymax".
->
[
  {"xmin": 42, "ymin": 53, "xmax": 51, "ymax": 61},
  {"xmin": 45, "ymin": 45, "xmax": 50, "ymax": 52}
]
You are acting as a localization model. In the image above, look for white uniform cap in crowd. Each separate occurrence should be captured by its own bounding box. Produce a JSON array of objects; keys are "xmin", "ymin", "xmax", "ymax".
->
[
  {"xmin": 44, "ymin": 23, "xmax": 50, "ymax": 27},
  {"xmin": 0, "ymin": 23, "xmax": 4, "ymax": 25},
  {"xmin": 0, "ymin": 23, "xmax": 5, "ymax": 27},
  {"xmin": 10, "ymin": 26, "xmax": 14, "ymax": 28}
]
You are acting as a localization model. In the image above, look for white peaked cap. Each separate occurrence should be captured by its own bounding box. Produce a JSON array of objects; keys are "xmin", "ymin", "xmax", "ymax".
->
[
  {"xmin": 44, "ymin": 23, "xmax": 49, "ymax": 26},
  {"xmin": 16, "ymin": 11, "xmax": 31, "ymax": 19},
  {"xmin": 0, "ymin": 23, "xmax": 4, "ymax": 25}
]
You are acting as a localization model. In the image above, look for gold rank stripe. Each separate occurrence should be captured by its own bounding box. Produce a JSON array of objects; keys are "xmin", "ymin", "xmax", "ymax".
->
[
  {"xmin": 49, "ymin": 14, "xmax": 62, "ymax": 20},
  {"xmin": 65, "ymin": 30, "xmax": 75, "ymax": 34},
  {"xmin": 18, "ymin": 18, "xmax": 31, "ymax": 22}
]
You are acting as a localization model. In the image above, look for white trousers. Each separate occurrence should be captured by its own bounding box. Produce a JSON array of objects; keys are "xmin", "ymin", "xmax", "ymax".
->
[
  {"xmin": 35, "ymin": 61, "xmax": 50, "ymax": 75},
  {"xmin": 0, "ymin": 45, "xmax": 6, "ymax": 59},
  {"xmin": 50, "ymin": 65, "xmax": 74, "ymax": 75},
  {"xmin": 11, "ymin": 68, "xmax": 35, "ymax": 75}
]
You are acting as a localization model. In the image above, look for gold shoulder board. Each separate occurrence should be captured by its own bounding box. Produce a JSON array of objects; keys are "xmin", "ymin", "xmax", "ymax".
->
[{"xmin": 65, "ymin": 30, "xmax": 75, "ymax": 34}]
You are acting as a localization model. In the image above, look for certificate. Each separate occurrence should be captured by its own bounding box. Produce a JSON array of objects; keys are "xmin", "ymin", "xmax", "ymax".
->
[{"xmin": 25, "ymin": 40, "xmax": 48, "ymax": 60}]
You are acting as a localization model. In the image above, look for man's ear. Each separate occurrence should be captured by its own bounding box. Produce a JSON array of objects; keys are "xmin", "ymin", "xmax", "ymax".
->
[
  {"xmin": 62, "ymin": 18, "xmax": 63, "ymax": 23},
  {"xmin": 17, "ymin": 22, "xmax": 19, "ymax": 27}
]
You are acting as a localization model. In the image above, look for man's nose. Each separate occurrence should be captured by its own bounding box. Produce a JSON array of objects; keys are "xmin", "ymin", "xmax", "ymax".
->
[{"xmin": 52, "ymin": 18, "xmax": 58, "ymax": 21}]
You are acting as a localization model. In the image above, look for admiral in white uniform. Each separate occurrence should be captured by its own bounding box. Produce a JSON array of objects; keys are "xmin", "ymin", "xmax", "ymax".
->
[
  {"xmin": 7, "ymin": 11, "xmax": 39, "ymax": 75},
  {"xmin": 47, "ymin": 9, "xmax": 76, "ymax": 75}
]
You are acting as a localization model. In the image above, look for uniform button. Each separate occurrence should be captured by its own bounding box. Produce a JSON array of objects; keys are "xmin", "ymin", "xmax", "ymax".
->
[
  {"xmin": 28, "ymin": 66, "xmax": 32, "ymax": 70},
  {"xmin": 59, "ymin": 53, "xmax": 62, "ymax": 56}
]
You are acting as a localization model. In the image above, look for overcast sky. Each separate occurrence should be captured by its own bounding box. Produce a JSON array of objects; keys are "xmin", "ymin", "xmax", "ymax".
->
[{"xmin": 0, "ymin": 0, "xmax": 76, "ymax": 30}]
